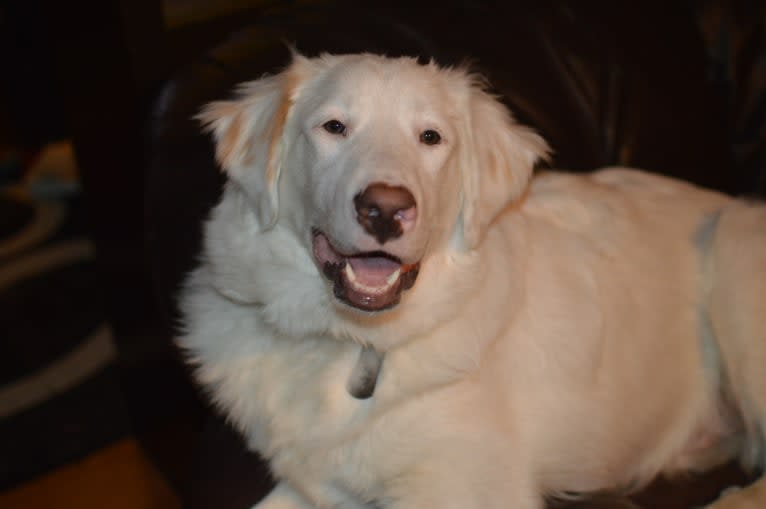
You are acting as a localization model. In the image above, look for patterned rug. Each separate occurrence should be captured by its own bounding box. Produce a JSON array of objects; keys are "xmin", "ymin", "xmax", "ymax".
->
[{"xmin": 0, "ymin": 142, "xmax": 130, "ymax": 490}]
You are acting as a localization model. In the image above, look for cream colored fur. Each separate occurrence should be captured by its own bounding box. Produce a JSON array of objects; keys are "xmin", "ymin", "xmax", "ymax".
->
[{"xmin": 179, "ymin": 53, "xmax": 766, "ymax": 508}]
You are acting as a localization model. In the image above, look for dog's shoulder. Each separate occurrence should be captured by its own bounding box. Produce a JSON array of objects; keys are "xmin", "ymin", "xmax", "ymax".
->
[{"xmin": 522, "ymin": 170, "xmax": 624, "ymax": 237}]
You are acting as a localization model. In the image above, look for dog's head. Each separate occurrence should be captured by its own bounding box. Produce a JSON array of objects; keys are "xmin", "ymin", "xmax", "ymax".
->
[{"xmin": 199, "ymin": 53, "xmax": 548, "ymax": 345}]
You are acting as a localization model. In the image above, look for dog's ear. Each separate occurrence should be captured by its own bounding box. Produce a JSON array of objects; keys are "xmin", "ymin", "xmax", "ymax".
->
[
  {"xmin": 457, "ymin": 80, "xmax": 550, "ymax": 249},
  {"xmin": 198, "ymin": 55, "xmax": 315, "ymax": 228}
]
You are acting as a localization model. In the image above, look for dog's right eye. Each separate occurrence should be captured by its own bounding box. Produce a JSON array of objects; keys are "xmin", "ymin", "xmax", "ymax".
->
[{"xmin": 323, "ymin": 119, "xmax": 347, "ymax": 136}]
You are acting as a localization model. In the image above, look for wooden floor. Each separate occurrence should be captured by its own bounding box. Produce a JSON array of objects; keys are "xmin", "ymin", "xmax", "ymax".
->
[{"xmin": 0, "ymin": 438, "xmax": 180, "ymax": 509}]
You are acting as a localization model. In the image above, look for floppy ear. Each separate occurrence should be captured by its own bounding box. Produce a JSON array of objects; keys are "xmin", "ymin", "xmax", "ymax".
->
[
  {"xmin": 197, "ymin": 56, "xmax": 314, "ymax": 228},
  {"xmin": 458, "ymin": 82, "xmax": 550, "ymax": 249}
]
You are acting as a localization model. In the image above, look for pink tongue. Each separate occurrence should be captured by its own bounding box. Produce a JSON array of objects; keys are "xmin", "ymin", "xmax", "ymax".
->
[{"xmin": 348, "ymin": 256, "xmax": 401, "ymax": 287}]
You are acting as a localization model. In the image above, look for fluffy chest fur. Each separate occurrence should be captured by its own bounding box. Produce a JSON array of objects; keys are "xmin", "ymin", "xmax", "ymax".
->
[{"xmin": 182, "ymin": 270, "xmax": 506, "ymax": 505}]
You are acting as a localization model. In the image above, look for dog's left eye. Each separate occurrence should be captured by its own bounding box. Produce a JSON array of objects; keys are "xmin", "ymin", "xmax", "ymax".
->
[
  {"xmin": 419, "ymin": 129, "xmax": 442, "ymax": 145},
  {"xmin": 323, "ymin": 119, "xmax": 347, "ymax": 136}
]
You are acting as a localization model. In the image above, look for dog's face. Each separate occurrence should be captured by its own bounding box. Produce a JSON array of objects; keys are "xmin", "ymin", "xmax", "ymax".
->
[{"xmin": 200, "ymin": 54, "xmax": 547, "ymax": 345}]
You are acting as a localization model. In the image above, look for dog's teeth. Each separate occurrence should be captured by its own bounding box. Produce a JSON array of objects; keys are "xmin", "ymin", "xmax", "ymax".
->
[
  {"xmin": 344, "ymin": 262, "xmax": 357, "ymax": 283},
  {"xmin": 386, "ymin": 268, "xmax": 401, "ymax": 285}
]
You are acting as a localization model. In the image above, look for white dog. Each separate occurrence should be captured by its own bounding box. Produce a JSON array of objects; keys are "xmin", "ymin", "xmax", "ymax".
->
[{"xmin": 179, "ymin": 53, "xmax": 766, "ymax": 508}]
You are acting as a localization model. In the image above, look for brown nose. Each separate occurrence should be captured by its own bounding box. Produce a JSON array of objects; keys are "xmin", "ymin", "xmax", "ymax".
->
[{"xmin": 354, "ymin": 183, "xmax": 417, "ymax": 244}]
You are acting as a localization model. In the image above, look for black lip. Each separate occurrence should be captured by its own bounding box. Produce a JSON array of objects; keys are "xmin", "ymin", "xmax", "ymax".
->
[
  {"xmin": 322, "ymin": 259, "xmax": 346, "ymax": 281},
  {"xmin": 348, "ymin": 249, "xmax": 402, "ymax": 263},
  {"xmin": 334, "ymin": 275, "xmax": 403, "ymax": 312}
]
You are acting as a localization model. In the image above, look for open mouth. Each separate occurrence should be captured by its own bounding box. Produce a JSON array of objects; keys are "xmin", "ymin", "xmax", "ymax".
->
[{"xmin": 312, "ymin": 229, "xmax": 420, "ymax": 312}]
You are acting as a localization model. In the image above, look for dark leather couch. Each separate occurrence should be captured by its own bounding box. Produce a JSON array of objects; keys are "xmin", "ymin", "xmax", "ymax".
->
[{"xmin": 145, "ymin": 2, "xmax": 764, "ymax": 507}]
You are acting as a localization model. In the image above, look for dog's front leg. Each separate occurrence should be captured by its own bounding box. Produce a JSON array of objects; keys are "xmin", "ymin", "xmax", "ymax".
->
[
  {"xmin": 706, "ymin": 477, "xmax": 766, "ymax": 509},
  {"xmin": 253, "ymin": 482, "xmax": 314, "ymax": 509}
]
